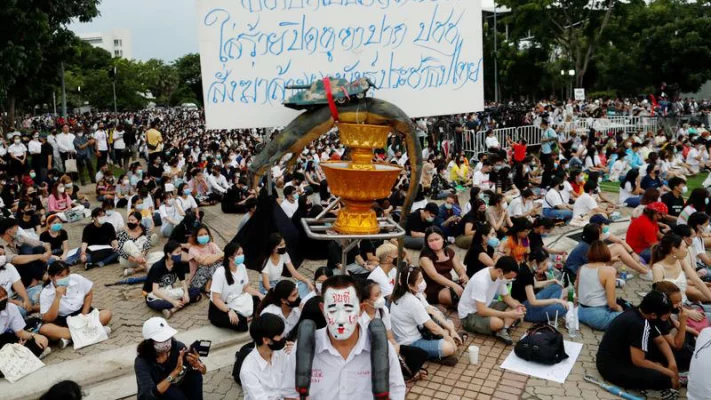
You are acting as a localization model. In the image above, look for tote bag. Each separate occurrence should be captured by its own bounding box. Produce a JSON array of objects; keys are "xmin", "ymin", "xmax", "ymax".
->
[
  {"xmin": 67, "ymin": 309, "xmax": 109, "ymax": 350},
  {"xmin": 64, "ymin": 154, "xmax": 78, "ymax": 174},
  {"xmin": 0, "ymin": 343, "xmax": 45, "ymax": 383}
]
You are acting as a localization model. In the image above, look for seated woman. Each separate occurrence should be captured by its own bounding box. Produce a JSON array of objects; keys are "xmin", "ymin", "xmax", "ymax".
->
[
  {"xmin": 129, "ymin": 194, "xmax": 155, "ymax": 232},
  {"xmin": 16, "ymin": 201, "xmax": 42, "ymax": 239},
  {"xmin": 596, "ymin": 291, "xmax": 679, "ymax": 398},
  {"xmin": 239, "ymin": 313, "xmax": 289, "ymax": 400},
  {"xmin": 135, "ymin": 317, "xmax": 206, "ymax": 400},
  {"xmin": 678, "ymin": 188, "xmax": 708, "ymax": 226},
  {"xmin": 48, "ymin": 182, "xmax": 72, "ymax": 215},
  {"xmin": 0, "ymin": 287, "xmax": 50, "ymax": 359},
  {"xmin": 66, "ymin": 208, "xmax": 119, "ymax": 269},
  {"xmin": 500, "ymin": 218, "xmax": 532, "ymax": 265},
  {"xmin": 631, "ymin": 188, "xmax": 660, "ymax": 219},
  {"xmin": 256, "ymin": 280, "xmax": 302, "ymax": 338},
  {"xmin": 455, "ymin": 198, "xmax": 487, "ymax": 249},
  {"xmin": 39, "ymin": 215, "xmax": 69, "ymax": 261},
  {"xmin": 95, "ymin": 175, "xmax": 116, "ymax": 203},
  {"xmin": 102, "ymin": 198, "xmax": 125, "ymax": 233},
  {"xmin": 390, "ymin": 266, "xmax": 461, "ymax": 366},
  {"xmin": 158, "ymin": 190, "xmax": 184, "ymax": 238},
  {"xmin": 463, "ymin": 222, "xmax": 499, "ymax": 277},
  {"xmin": 143, "ymin": 241, "xmax": 201, "ymax": 319},
  {"xmin": 301, "ymin": 266, "xmax": 333, "ymax": 304},
  {"xmin": 0, "ymin": 254, "xmax": 35, "ymax": 318},
  {"xmin": 510, "ymin": 249, "xmax": 568, "ymax": 323},
  {"xmin": 209, "ymin": 242, "xmax": 264, "ymax": 332},
  {"xmin": 366, "ymin": 243, "xmax": 400, "ymax": 299},
  {"xmin": 61, "ymin": 176, "xmax": 89, "ymax": 209},
  {"xmin": 486, "ymin": 193, "xmax": 513, "ymax": 238},
  {"xmin": 38, "ymin": 262, "xmax": 112, "ymax": 348},
  {"xmin": 187, "ymin": 224, "xmax": 224, "ymax": 292},
  {"xmin": 118, "ymin": 212, "xmax": 153, "ymax": 276},
  {"xmin": 652, "ymin": 281, "xmax": 698, "ymax": 373},
  {"xmin": 626, "ymin": 202, "xmax": 667, "ymax": 263},
  {"xmin": 542, "ymin": 176, "xmax": 574, "ymax": 221},
  {"xmin": 114, "ymin": 174, "xmax": 133, "ymax": 208},
  {"xmin": 260, "ymin": 233, "xmax": 313, "ymax": 297},
  {"xmin": 419, "ymin": 227, "xmax": 469, "ymax": 307},
  {"xmin": 618, "ymin": 168, "xmax": 644, "ymax": 208},
  {"xmin": 576, "ymin": 241, "xmax": 623, "ymax": 330},
  {"xmin": 507, "ymin": 189, "xmax": 540, "ymax": 220},
  {"xmin": 361, "ymin": 279, "xmax": 429, "ymax": 383}
]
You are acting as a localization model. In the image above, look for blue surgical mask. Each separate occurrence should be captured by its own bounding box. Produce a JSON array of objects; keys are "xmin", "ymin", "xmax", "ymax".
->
[
  {"xmin": 55, "ymin": 277, "xmax": 70, "ymax": 287},
  {"xmin": 234, "ymin": 254, "xmax": 245, "ymax": 265},
  {"xmin": 183, "ymin": 189, "xmax": 191, "ymax": 196},
  {"xmin": 487, "ymin": 237, "xmax": 501, "ymax": 248},
  {"xmin": 171, "ymin": 254, "xmax": 182, "ymax": 264},
  {"xmin": 51, "ymin": 223, "xmax": 62, "ymax": 232},
  {"xmin": 445, "ymin": 203, "xmax": 453, "ymax": 210},
  {"xmin": 602, "ymin": 226, "xmax": 610, "ymax": 234},
  {"xmin": 197, "ymin": 235, "xmax": 210, "ymax": 245}
]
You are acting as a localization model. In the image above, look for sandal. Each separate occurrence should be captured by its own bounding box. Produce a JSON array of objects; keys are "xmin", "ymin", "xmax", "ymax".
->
[
  {"xmin": 458, "ymin": 331, "xmax": 469, "ymax": 343},
  {"xmin": 406, "ymin": 368, "xmax": 429, "ymax": 383}
]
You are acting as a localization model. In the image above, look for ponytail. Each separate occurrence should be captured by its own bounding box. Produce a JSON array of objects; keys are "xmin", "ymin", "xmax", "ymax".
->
[{"xmin": 256, "ymin": 280, "xmax": 295, "ymax": 316}]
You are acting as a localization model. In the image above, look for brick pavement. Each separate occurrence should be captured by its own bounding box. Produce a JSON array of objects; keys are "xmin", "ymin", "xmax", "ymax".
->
[{"xmin": 41, "ymin": 184, "xmax": 688, "ymax": 399}]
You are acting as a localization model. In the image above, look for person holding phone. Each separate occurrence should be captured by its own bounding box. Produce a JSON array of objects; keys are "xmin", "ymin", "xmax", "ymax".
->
[{"xmin": 135, "ymin": 317, "xmax": 206, "ymax": 400}]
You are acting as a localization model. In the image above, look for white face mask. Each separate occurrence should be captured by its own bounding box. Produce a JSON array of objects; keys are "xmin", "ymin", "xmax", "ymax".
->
[
  {"xmin": 315, "ymin": 282, "xmax": 323, "ymax": 293},
  {"xmin": 323, "ymin": 287, "xmax": 360, "ymax": 341},
  {"xmin": 0, "ymin": 255, "xmax": 6, "ymax": 266},
  {"xmin": 417, "ymin": 280, "xmax": 427, "ymax": 294},
  {"xmin": 97, "ymin": 216, "xmax": 106, "ymax": 225},
  {"xmin": 372, "ymin": 296, "xmax": 386, "ymax": 309},
  {"xmin": 57, "ymin": 187, "xmax": 65, "ymax": 193}
]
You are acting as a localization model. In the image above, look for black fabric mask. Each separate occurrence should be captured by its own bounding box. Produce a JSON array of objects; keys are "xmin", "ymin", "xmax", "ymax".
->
[
  {"xmin": 277, "ymin": 248, "xmax": 287, "ymax": 255},
  {"xmin": 127, "ymin": 222, "xmax": 139, "ymax": 230},
  {"xmin": 268, "ymin": 337, "xmax": 287, "ymax": 351},
  {"xmin": 288, "ymin": 297, "xmax": 301, "ymax": 308},
  {"xmin": 0, "ymin": 299, "xmax": 7, "ymax": 312}
]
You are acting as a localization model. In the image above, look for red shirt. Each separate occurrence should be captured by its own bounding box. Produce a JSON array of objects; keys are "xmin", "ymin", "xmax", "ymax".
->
[
  {"xmin": 512, "ymin": 143, "xmax": 526, "ymax": 162},
  {"xmin": 625, "ymin": 214, "xmax": 659, "ymax": 254}
]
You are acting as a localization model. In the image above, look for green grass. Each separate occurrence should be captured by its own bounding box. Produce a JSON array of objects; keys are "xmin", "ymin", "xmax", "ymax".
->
[{"xmin": 599, "ymin": 173, "xmax": 708, "ymax": 194}]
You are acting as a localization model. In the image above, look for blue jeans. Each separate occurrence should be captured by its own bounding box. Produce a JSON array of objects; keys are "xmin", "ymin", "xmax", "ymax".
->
[
  {"xmin": 523, "ymin": 284, "xmax": 568, "ymax": 323},
  {"xmin": 624, "ymin": 196, "xmax": 641, "ymax": 207},
  {"xmin": 543, "ymin": 207, "xmax": 573, "ymax": 221},
  {"xmin": 259, "ymin": 279, "xmax": 310, "ymax": 299},
  {"xmin": 146, "ymin": 287, "xmax": 202, "ymax": 311},
  {"xmin": 578, "ymin": 305, "xmax": 622, "ymax": 331},
  {"xmin": 639, "ymin": 247, "xmax": 652, "ymax": 264},
  {"xmin": 411, "ymin": 337, "xmax": 444, "ymax": 359},
  {"xmin": 66, "ymin": 250, "xmax": 120, "ymax": 267}
]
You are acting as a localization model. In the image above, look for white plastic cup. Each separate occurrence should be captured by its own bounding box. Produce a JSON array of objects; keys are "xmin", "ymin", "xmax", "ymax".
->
[{"xmin": 468, "ymin": 345, "xmax": 479, "ymax": 365}]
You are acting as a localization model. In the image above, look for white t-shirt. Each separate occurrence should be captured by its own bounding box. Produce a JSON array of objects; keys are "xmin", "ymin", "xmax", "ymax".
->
[
  {"xmin": 210, "ymin": 265, "xmax": 249, "ymax": 303},
  {"xmin": 687, "ymin": 148, "xmax": 701, "ymax": 168},
  {"xmin": 40, "ymin": 274, "xmax": 93, "ymax": 317},
  {"xmin": 260, "ymin": 304, "xmax": 301, "ymax": 336},
  {"xmin": 261, "ymin": 253, "xmax": 291, "ymax": 280},
  {"xmin": 507, "ymin": 197, "xmax": 533, "ymax": 217},
  {"xmin": 113, "ymin": 130, "xmax": 126, "ymax": 150},
  {"xmin": 561, "ymin": 181, "xmax": 573, "ymax": 203},
  {"xmin": 485, "ymin": 136, "xmax": 500, "ymax": 149},
  {"xmin": 618, "ymin": 181, "xmax": 635, "ymax": 205},
  {"xmin": 359, "ymin": 306, "xmax": 393, "ymax": 330},
  {"xmin": 176, "ymin": 195, "xmax": 199, "ymax": 211},
  {"xmin": 280, "ymin": 199, "xmax": 299, "ymax": 219},
  {"xmin": 692, "ymin": 237, "xmax": 706, "ymax": 263},
  {"xmin": 458, "ymin": 267, "xmax": 508, "ymax": 319},
  {"xmin": 0, "ymin": 303, "xmax": 25, "ymax": 334},
  {"xmin": 240, "ymin": 347, "xmax": 289, "ymax": 400},
  {"xmin": 473, "ymin": 170, "xmax": 493, "ymax": 190},
  {"xmin": 688, "ymin": 327, "xmax": 711, "ymax": 400},
  {"xmin": 390, "ymin": 292, "xmax": 431, "ymax": 345},
  {"xmin": 367, "ymin": 266, "xmax": 397, "ymax": 298},
  {"xmin": 573, "ymin": 193, "xmax": 598, "ymax": 218},
  {"xmin": 543, "ymin": 189, "xmax": 565, "ymax": 210},
  {"xmin": 0, "ymin": 264, "xmax": 22, "ymax": 297},
  {"xmin": 7, "ymin": 143, "xmax": 27, "ymax": 157},
  {"xmin": 94, "ymin": 130, "xmax": 109, "ymax": 151}
]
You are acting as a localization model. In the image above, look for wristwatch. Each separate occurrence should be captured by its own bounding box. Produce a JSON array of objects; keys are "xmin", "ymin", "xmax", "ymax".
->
[{"xmin": 166, "ymin": 375, "xmax": 174, "ymax": 383}]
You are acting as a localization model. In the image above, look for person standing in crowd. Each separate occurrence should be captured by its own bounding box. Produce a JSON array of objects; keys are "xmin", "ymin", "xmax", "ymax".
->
[
  {"xmin": 135, "ymin": 317, "xmax": 206, "ymax": 400},
  {"xmin": 7, "ymin": 133, "xmax": 28, "ymax": 182},
  {"xmin": 143, "ymin": 241, "xmax": 201, "ymax": 319},
  {"xmin": 94, "ymin": 122, "xmax": 109, "ymax": 170},
  {"xmin": 239, "ymin": 313, "xmax": 289, "ymax": 400},
  {"xmin": 73, "ymin": 128, "xmax": 95, "ymax": 185},
  {"xmin": 146, "ymin": 119, "xmax": 164, "ymax": 163},
  {"xmin": 113, "ymin": 124, "xmax": 129, "ymax": 170},
  {"xmin": 56, "ymin": 125, "xmax": 76, "ymax": 169}
]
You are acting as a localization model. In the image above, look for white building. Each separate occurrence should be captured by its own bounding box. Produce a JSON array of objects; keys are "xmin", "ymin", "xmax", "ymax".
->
[{"xmin": 77, "ymin": 29, "xmax": 133, "ymax": 59}]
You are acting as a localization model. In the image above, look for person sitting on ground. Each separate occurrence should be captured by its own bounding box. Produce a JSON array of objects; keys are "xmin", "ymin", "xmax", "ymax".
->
[
  {"xmin": 463, "ymin": 222, "xmax": 499, "ymax": 277},
  {"xmin": 118, "ymin": 212, "xmax": 153, "ymax": 276},
  {"xmin": 631, "ymin": 188, "xmax": 661, "ymax": 219},
  {"xmin": 528, "ymin": 217, "xmax": 566, "ymax": 257},
  {"xmin": 687, "ymin": 325, "xmax": 711, "ymax": 400},
  {"xmin": 403, "ymin": 202, "xmax": 439, "ymax": 249},
  {"xmin": 542, "ymin": 176, "xmax": 574, "ymax": 221},
  {"xmin": 591, "ymin": 214, "xmax": 650, "ymax": 274},
  {"xmin": 455, "ymin": 198, "xmax": 487, "ymax": 249},
  {"xmin": 0, "ymin": 287, "xmax": 50, "ymax": 359},
  {"xmin": 260, "ymin": 232, "xmax": 313, "ymax": 297},
  {"xmin": 418, "ymin": 227, "xmax": 468, "ymax": 308},
  {"xmin": 366, "ymin": 242, "xmax": 399, "ymax": 299},
  {"xmin": 510, "ymin": 249, "xmax": 568, "ymax": 323},
  {"xmin": 135, "ymin": 317, "xmax": 206, "ymax": 400},
  {"xmin": 436, "ymin": 193, "xmax": 462, "ymax": 238},
  {"xmin": 256, "ymin": 280, "xmax": 302, "ymax": 338},
  {"xmin": 158, "ymin": 190, "xmax": 184, "ymax": 238},
  {"xmin": 40, "ymin": 215, "xmax": 69, "ymax": 262},
  {"xmin": 114, "ymin": 174, "xmax": 133, "ymax": 209},
  {"xmin": 507, "ymin": 188, "xmax": 540, "ymax": 220},
  {"xmin": 143, "ymin": 241, "xmax": 201, "ymax": 320},
  {"xmin": 279, "ymin": 186, "xmax": 299, "ymax": 219},
  {"xmin": 301, "ymin": 266, "xmax": 333, "ymax": 304},
  {"xmin": 39, "ymin": 262, "xmax": 112, "ymax": 349},
  {"xmin": 619, "ymin": 168, "xmax": 644, "ymax": 208},
  {"xmin": 596, "ymin": 290, "xmax": 680, "ymax": 399},
  {"xmin": 458, "ymin": 256, "xmax": 524, "ymax": 345},
  {"xmin": 500, "ymin": 217, "xmax": 532, "ymax": 265},
  {"xmin": 687, "ymin": 212, "xmax": 711, "ymax": 275},
  {"xmin": 0, "ymin": 218, "xmax": 51, "ymax": 289},
  {"xmin": 390, "ymin": 266, "xmax": 461, "ymax": 365},
  {"xmin": 641, "ymin": 164, "xmax": 665, "ymax": 191},
  {"xmin": 66, "ymin": 208, "xmax": 119, "ymax": 270},
  {"xmin": 209, "ymin": 242, "xmax": 264, "ymax": 332},
  {"xmin": 661, "ymin": 177, "xmax": 687, "ymax": 226},
  {"xmin": 48, "ymin": 182, "xmax": 72, "ymax": 215},
  {"xmin": 678, "ymin": 188, "xmax": 709, "ymax": 226},
  {"xmin": 627, "ymin": 202, "xmax": 668, "ymax": 263},
  {"xmin": 652, "ymin": 281, "xmax": 698, "ymax": 373},
  {"xmin": 573, "ymin": 181, "xmax": 612, "ymax": 219},
  {"xmin": 102, "ymin": 198, "xmax": 125, "ymax": 233},
  {"xmin": 239, "ymin": 313, "xmax": 290, "ymax": 400},
  {"xmin": 486, "ymin": 193, "xmax": 514, "ymax": 238},
  {"xmin": 576, "ymin": 241, "xmax": 624, "ymax": 330},
  {"xmin": 187, "ymin": 224, "xmax": 223, "ymax": 292}
]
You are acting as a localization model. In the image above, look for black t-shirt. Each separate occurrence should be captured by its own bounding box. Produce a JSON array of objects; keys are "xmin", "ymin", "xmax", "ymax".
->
[
  {"xmin": 464, "ymin": 243, "xmax": 494, "ymax": 277},
  {"xmin": 40, "ymin": 142, "xmax": 53, "ymax": 168},
  {"xmin": 388, "ymin": 191, "xmax": 405, "ymax": 210},
  {"xmin": 405, "ymin": 209, "xmax": 432, "ymax": 235},
  {"xmin": 529, "ymin": 232, "xmax": 545, "ymax": 254},
  {"xmin": 510, "ymin": 264, "xmax": 535, "ymax": 303},
  {"xmin": 359, "ymin": 239, "xmax": 382, "ymax": 260},
  {"xmin": 597, "ymin": 308, "xmax": 660, "ymax": 367},
  {"xmin": 661, "ymin": 192, "xmax": 684, "ymax": 217},
  {"xmin": 40, "ymin": 230, "xmax": 68, "ymax": 251},
  {"xmin": 148, "ymin": 164, "xmax": 163, "ymax": 179},
  {"xmin": 81, "ymin": 222, "xmax": 117, "ymax": 246},
  {"xmin": 143, "ymin": 259, "xmax": 187, "ymax": 293},
  {"xmin": 17, "ymin": 214, "xmax": 40, "ymax": 230}
]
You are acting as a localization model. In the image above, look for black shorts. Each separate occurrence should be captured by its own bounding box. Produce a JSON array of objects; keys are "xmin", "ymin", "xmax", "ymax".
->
[{"xmin": 53, "ymin": 307, "xmax": 95, "ymax": 328}]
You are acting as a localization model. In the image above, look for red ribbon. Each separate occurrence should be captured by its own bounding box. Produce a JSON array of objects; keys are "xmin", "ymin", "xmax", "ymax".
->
[{"xmin": 322, "ymin": 77, "xmax": 340, "ymax": 122}]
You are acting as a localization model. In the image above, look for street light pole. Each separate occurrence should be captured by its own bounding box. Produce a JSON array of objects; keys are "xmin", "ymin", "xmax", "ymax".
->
[
  {"xmin": 61, "ymin": 62, "xmax": 67, "ymax": 117},
  {"xmin": 568, "ymin": 69, "xmax": 576, "ymax": 100},
  {"xmin": 112, "ymin": 66, "xmax": 118, "ymax": 113},
  {"xmin": 560, "ymin": 70, "xmax": 565, "ymax": 101},
  {"xmin": 493, "ymin": 2, "xmax": 499, "ymax": 104}
]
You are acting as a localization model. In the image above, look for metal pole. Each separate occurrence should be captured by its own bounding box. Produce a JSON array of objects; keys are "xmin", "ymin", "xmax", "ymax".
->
[
  {"xmin": 112, "ymin": 81, "xmax": 118, "ymax": 113},
  {"xmin": 60, "ymin": 62, "xmax": 67, "ymax": 117},
  {"xmin": 52, "ymin": 91, "xmax": 57, "ymax": 116},
  {"xmin": 493, "ymin": 3, "xmax": 498, "ymax": 104}
]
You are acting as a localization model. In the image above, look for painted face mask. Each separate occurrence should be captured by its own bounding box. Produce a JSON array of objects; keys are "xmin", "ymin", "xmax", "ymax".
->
[{"xmin": 323, "ymin": 287, "xmax": 361, "ymax": 341}]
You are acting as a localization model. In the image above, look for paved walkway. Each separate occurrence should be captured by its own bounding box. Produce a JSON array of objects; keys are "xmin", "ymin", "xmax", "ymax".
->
[{"xmin": 29, "ymin": 184, "xmax": 688, "ymax": 399}]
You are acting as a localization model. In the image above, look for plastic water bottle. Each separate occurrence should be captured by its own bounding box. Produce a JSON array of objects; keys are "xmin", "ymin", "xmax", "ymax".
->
[{"xmin": 620, "ymin": 266, "xmax": 628, "ymax": 280}]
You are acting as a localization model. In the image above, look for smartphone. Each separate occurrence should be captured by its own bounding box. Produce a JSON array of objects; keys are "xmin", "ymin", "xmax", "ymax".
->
[{"xmin": 190, "ymin": 340, "xmax": 212, "ymax": 357}]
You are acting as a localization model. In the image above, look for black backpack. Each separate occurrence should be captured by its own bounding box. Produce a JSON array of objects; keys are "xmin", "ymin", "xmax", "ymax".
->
[
  {"xmin": 514, "ymin": 323, "xmax": 569, "ymax": 365},
  {"xmin": 232, "ymin": 341, "xmax": 256, "ymax": 385}
]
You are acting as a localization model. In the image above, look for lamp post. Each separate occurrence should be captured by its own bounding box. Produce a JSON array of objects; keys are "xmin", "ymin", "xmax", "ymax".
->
[
  {"xmin": 568, "ymin": 69, "xmax": 576, "ymax": 100},
  {"xmin": 494, "ymin": 1, "xmax": 499, "ymax": 104},
  {"xmin": 560, "ymin": 70, "xmax": 565, "ymax": 100}
]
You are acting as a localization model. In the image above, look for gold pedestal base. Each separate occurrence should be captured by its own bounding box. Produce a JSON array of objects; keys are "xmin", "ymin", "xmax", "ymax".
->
[{"xmin": 333, "ymin": 200, "xmax": 380, "ymax": 235}]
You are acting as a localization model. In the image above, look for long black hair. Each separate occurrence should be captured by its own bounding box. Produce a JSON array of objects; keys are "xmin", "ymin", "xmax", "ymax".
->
[
  {"xmin": 419, "ymin": 226, "xmax": 448, "ymax": 261},
  {"xmin": 223, "ymin": 242, "xmax": 242, "ymax": 286},
  {"xmin": 621, "ymin": 168, "xmax": 640, "ymax": 189},
  {"xmin": 391, "ymin": 265, "xmax": 421, "ymax": 304},
  {"xmin": 256, "ymin": 280, "xmax": 296, "ymax": 316},
  {"xmin": 136, "ymin": 337, "xmax": 178, "ymax": 361}
]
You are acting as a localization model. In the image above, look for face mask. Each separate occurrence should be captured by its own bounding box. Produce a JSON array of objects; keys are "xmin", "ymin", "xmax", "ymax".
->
[
  {"xmin": 136, "ymin": 203, "xmax": 145, "ymax": 211},
  {"xmin": 288, "ymin": 297, "xmax": 301, "ymax": 308},
  {"xmin": 417, "ymin": 280, "xmax": 427, "ymax": 294},
  {"xmin": 166, "ymin": 199, "xmax": 174, "ymax": 206},
  {"xmin": 77, "ymin": 132, "xmax": 84, "ymax": 137},
  {"xmin": 136, "ymin": 170, "xmax": 143, "ymax": 176},
  {"xmin": 426, "ymin": 216, "xmax": 435, "ymax": 223},
  {"xmin": 197, "ymin": 235, "xmax": 210, "ymax": 245},
  {"xmin": 65, "ymin": 183, "xmax": 73, "ymax": 188},
  {"xmin": 323, "ymin": 287, "xmax": 360, "ymax": 341},
  {"xmin": 55, "ymin": 277, "xmax": 70, "ymax": 287},
  {"xmin": 51, "ymin": 223, "xmax": 62, "ymax": 232},
  {"xmin": 0, "ymin": 255, "xmax": 5, "ymax": 266},
  {"xmin": 0, "ymin": 299, "xmax": 7, "ymax": 312},
  {"xmin": 372, "ymin": 296, "xmax": 386, "ymax": 309},
  {"xmin": 315, "ymin": 282, "xmax": 323, "ymax": 293},
  {"xmin": 445, "ymin": 203, "xmax": 453, "ymax": 209},
  {"xmin": 277, "ymin": 247, "xmax": 287, "ymax": 255},
  {"xmin": 183, "ymin": 189, "xmax": 191, "ymax": 195},
  {"xmin": 234, "ymin": 254, "xmax": 245, "ymax": 265},
  {"xmin": 14, "ymin": 139, "xmax": 20, "ymax": 144},
  {"xmin": 153, "ymin": 339, "xmax": 172, "ymax": 353},
  {"xmin": 706, "ymin": 198, "xmax": 710, "ymax": 206},
  {"xmin": 502, "ymin": 201, "xmax": 508, "ymax": 209},
  {"xmin": 106, "ymin": 210, "xmax": 114, "ymax": 216},
  {"xmin": 58, "ymin": 187, "xmax": 65, "ymax": 193},
  {"xmin": 502, "ymin": 277, "xmax": 515, "ymax": 284},
  {"xmin": 30, "ymin": 172, "xmax": 36, "ymax": 179},
  {"xmin": 293, "ymin": 194, "xmax": 299, "ymax": 200},
  {"xmin": 122, "ymin": 179, "xmax": 129, "ymax": 185},
  {"xmin": 554, "ymin": 163, "xmax": 559, "ymax": 169},
  {"xmin": 97, "ymin": 217, "xmax": 106, "ymax": 225},
  {"xmin": 487, "ymin": 237, "xmax": 501, "ymax": 248},
  {"xmin": 268, "ymin": 337, "xmax": 287, "ymax": 351},
  {"xmin": 171, "ymin": 254, "xmax": 182, "ymax": 264},
  {"xmin": 127, "ymin": 222, "xmax": 138, "ymax": 230},
  {"xmin": 558, "ymin": 184, "xmax": 564, "ymax": 190}
]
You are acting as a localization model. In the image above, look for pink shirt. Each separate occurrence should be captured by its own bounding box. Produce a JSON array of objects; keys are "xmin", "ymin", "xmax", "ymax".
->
[{"xmin": 48, "ymin": 193, "xmax": 71, "ymax": 212}]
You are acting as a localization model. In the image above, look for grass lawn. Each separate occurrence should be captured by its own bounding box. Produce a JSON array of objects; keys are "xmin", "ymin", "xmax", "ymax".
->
[{"xmin": 599, "ymin": 172, "xmax": 709, "ymax": 194}]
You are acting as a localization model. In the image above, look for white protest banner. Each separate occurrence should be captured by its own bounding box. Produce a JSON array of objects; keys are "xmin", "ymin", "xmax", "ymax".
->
[
  {"xmin": 574, "ymin": 88, "xmax": 585, "ymax": 101},
  {"xmin": 196, "ymin": 0, "xmax": 484, "ymax": 129}
]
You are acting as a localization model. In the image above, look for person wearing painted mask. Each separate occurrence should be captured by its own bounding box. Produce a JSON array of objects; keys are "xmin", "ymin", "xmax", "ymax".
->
[
  {"xmin": 256, "ymin": 280, "xmax": 302, "ymax": 338},
  {"xmin": 542, "ymin": 176, "xmax": 573, "ymax": 221},
  {"xmin": 40, "ymin": 215, "xmax": 69, "ymax": 261},
  {"xmin": 404, "ymin": 202, "xmax": 439, "ymax": 250},
  {"xmin": 458, "ymin": 256, "xmax": 524, "ymax": 345},
  {"xmin": 135, "ymin": 317, "xmax": 205, "ymax": 400},
  {"xmin": 0, "ymin": 286, "xmax": 51, "ymax": 359},
  {"xmin": 209, "ymin": 242, "xmax": 263, "ymax": 332},
  {"xmin": 67, "ymin": 208, "xmax": 119, "ymax": 270},
  {"xmin": 260, "ymin": 232, "xmax": 313, "ymax": 296},
  {"xmin": 38, "ymin": 262, "xmax": 112, "ymax": 348},
  {"xmin": 661, "ymin": 177, "xmax": 687, "ymax": 226},
  {"xmin": 390, "ymin": 266, "xmax": 460, "ymax": 365},
  {"xmin": 187, "ymin": 225, "xmax": 223, "ymax": 292},
  {"xmin": 281, "ymin": 275, "xmax": 406, "ymax": 399},
  {"xmin": 240, "ymin": 313, "xmax": 290, "ymax": 400},
  {"xmin": 143, "ymin": 241, "xmax": 201, "ymax": 319},
  {"xmin": 118, "ymin": 211, "xmax": 152, "ymax": 276}
]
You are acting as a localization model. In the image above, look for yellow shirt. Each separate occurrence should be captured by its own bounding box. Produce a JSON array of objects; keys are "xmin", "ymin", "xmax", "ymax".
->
[{"xmin": 146, "ymin": 128, "xmax": 163, "ymax": 153}]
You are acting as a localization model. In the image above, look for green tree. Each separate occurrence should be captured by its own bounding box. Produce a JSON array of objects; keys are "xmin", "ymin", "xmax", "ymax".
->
[{"xmin": 173, "ymin": 54, "xmax": 203, "ymax": 105}]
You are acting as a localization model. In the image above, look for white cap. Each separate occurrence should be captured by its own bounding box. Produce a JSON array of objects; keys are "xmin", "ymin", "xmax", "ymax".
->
[
  {"xmin": 142, "ymin": 317, "xmax": 177, "ymax": 342},
  {"xmin": 164, "ymin": 183, "xmax": 175, "ymax": 193}
]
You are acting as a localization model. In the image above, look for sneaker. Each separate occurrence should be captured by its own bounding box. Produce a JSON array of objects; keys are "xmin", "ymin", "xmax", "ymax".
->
[
  {"xmin": 39, "ymin": 347, "xmax": 52, "ymax": 360},
  {"xmin": 85, "ymin": 263, "xmax": 97, "ymax": 271},
  {"xmin": 103, "ymin": 326, "xmax": 112, "ymax": 336},
  {"xmin": 495, "ymin": 329, "xmax": 514, "ymax": 345},
  {"xmin": 661, "ymin": 388, "xmax": 679, "ymax": 400},
  {"xmin": 59, "ymin": 338, "xmax": 72, "ymax": 350},
  {"xmin": 438, "ymin": 355, "xmax": 458, "ymax": 366},
  {"xmin": 615, "ymin": 278, "xmax": 626, "ymax": 288},
  {"xmin": 162, "ymin": 309, "xmax": 173, "ymax": 320}
]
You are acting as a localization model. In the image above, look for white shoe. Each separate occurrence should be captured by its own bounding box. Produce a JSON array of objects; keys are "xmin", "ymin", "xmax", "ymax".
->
[
  {"xmin": 104, "ymin": 326, "xmax": 112, "ymax": 336},
  {"xmin": 59, "ymin": 338, "xmax": 72, "ymax": 349},
  {"xmin": 640, "ymin": 270, "xmax": 654, "ymax": 281},
  {"xmin": 39, "ymin": 347, "xmax": 52, "ymax": 360}
]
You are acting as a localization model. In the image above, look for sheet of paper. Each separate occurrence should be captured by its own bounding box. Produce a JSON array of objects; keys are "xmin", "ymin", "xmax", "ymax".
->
[{"xmin": 500, "ymin": 340, "xmax": 583, "ymax": 384}]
